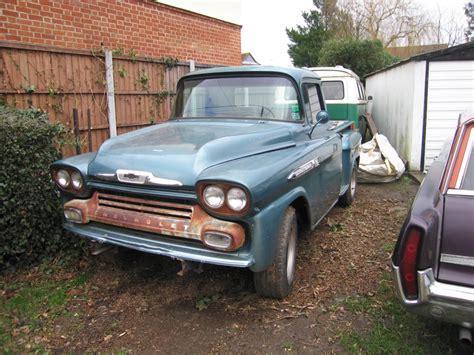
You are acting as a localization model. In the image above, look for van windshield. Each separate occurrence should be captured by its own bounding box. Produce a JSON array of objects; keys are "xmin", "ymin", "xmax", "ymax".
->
[{"xmin": 174, "ymin": 76, "xmax": 302, "ymax": 121}]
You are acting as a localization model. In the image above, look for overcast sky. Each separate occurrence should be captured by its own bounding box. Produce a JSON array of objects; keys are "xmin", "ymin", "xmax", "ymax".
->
[{"xmin": 160, "ymin": 0, "xmax": 468, "ymax": 66}]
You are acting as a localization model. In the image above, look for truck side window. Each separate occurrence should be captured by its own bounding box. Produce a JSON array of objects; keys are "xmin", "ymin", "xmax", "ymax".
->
[{"xmin": 303, "ymin": 83, "xmax": 323, "ymax": 124}]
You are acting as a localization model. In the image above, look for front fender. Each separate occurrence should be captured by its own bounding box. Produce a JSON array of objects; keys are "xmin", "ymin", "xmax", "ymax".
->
[
  {"xmin": 51, "ymin": 152, "xmax": 96, "ymax": 177},
  {"xmin": 247, "ymin": 186, "xmax": 309, "ymax": 272}
]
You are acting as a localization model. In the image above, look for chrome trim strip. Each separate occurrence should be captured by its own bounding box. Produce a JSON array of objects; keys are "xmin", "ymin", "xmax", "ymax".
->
[
  {"xmin": 116, "ymin": 169, "xmax": 183, "ymax": 186},
  {"xmin": 446, "ymin": 189, "xmax": 474, "ymax": 196},
  {"xmin": 440, "ymin": 254, "xmax": 474, "ymax": 267},
  {"xmin": 288, "ymin": 158, "xmax": 319, "ymax": 180},
  {"xmin": 456, "ymin": 128, "xmax": 474, "ymax": 188}
]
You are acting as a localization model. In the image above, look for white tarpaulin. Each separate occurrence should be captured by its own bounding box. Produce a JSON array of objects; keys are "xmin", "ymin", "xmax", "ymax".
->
[{"xmin": 358, "ymin": 134, "xmax": 406, "ymax": 183}]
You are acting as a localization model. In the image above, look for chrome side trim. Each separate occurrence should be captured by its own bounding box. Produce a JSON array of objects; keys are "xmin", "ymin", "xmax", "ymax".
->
[
  {"xmin": 440, "ymin": 254, "xmax": 474, "ymax": 267},
  {"xmin": 446, "ymin": 189, "xmax": 474, "ymax": 196},
  {"xmin": 288, "ymin": 158, "xmax": 319, "ymax": 180},
  {"xmin": 116, "ymin": 169, "xmax": 183, "ymax": 186}
]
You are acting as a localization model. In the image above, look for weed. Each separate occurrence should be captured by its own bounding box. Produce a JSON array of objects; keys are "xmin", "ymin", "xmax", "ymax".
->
[
  {"xmin": 118, "ymin": 65, "xmax": 127, "ymax": 78},
  {"xmin": 128, "ymin": 49, "xmax": 137, "ymax": 61},
  {"xmin": 338, "ymin": 273, "xmax": 459, "ymax": 354},
  {"xmin": 343, "ymin": 295, "xmax": 372, "ymax": 313},
  {"xmin": 112, "ymin": 47, "xmax": 125, "ymax": 56},
  {"xmin": 195, "ymin": 294, "xmax": 220, "ymax": 311},
  {"xmin": 23, "ymin": 85, "xmax": 35, "ymax": 94},
  {"xmin": 160, "ymin": 56, "xmax": 179, "ymax": 69},
  {"xmin": 138, "ymin": 71, "xmax": 149, "ymax": 89},
  {"xmin": 383, "ymin": 242, "xmax": 395, "ymax": 253},
  {"xmin": 281, "ymin": 340, "xmax": 294, "ymax": 351},
  {"xmin": 0, "ymin": 267, "xmax": 92, "ymax": 352}
]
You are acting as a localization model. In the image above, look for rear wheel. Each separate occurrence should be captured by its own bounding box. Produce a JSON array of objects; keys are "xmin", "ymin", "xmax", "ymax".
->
[
  {"xmin": 253, "ymin": 207, "xmax": 297, "ymax": 299},
  {"xmin": 338, "ymin": 163, "xmax": 357, "ymax": 207}
]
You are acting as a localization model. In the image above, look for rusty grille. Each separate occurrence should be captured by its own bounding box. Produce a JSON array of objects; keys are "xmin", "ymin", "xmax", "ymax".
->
[{"xmin": 96, "ymin": 192, "xmax": 193, "ymax": 220}]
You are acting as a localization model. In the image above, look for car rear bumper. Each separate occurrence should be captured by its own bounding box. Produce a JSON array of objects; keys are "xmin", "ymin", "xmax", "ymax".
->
[
  {"xmin": 65, "ymin": 221, "xmax": 254, "ymax": 268},
  {"xmin": 393, "ymin": 265, "xmax": 474, "ymax": 328}
]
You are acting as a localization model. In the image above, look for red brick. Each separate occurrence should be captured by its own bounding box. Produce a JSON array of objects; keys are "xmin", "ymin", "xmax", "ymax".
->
[{"xmin": 1, "ymin": 0, "xmax": 241, "ymax": 66}]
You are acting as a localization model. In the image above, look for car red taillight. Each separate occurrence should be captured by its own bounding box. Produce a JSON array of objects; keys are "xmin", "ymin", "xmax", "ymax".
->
[{"xmin": 400, "ymin": 228, "xmax": 422, "ymax": 299}]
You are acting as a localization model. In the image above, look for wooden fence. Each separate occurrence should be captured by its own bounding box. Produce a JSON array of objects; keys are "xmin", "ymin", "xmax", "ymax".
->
[{"xmin": 0, "ymin": 42, "xmax": 214, "ymax": 156}]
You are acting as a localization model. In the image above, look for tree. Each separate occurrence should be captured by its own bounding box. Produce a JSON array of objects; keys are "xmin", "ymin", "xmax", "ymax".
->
[
  {"xmin": 432, "ymin": 6, "xmax": 465, "ymax": 46},
  {"xmin": 286, "ymin": 7, "xmax": 331, "ymax": 67},
  {"xmin": 343, "ymin": 0, "xmax": 432, "ymax": 47},
  {"xmin": 286, "ymin": 0, "xmax": 354, "ymax": 66},
  {"xmin": 466, "ymin": 2, "xmax": 474, "ymax": 42},
  {"xmin": 318, "ymin": 39, "xmax": 399, "ymax": 78}
]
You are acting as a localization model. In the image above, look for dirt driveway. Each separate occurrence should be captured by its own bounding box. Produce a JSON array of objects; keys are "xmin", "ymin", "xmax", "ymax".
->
[{"xmin": 2, "ymin": 178, "xmax": 461, "ymax": 353}]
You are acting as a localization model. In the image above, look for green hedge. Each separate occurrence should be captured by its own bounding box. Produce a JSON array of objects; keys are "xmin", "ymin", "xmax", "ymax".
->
[{"xmin": 0, "ymin": 106, "xmax": 81, "ymax": 269}]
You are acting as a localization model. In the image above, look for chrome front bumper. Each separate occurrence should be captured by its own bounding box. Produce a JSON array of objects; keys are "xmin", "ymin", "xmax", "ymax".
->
[
  {"xmin": 65, "ymin": 221, "xmax": 254, "ymax": 268},
  {"xmin": 393, "ymin": 265, "xmax": 474, "ymax": 328}
]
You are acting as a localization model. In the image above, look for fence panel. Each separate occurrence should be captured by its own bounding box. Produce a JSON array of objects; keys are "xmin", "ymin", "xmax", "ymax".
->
[{"xmin": 0, "ymin": 42, "xmax": 213, "ymax": 156}]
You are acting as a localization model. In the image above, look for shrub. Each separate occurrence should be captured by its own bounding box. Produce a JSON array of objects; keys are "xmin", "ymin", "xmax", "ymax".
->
[
  {"xmin": 318, "ymin": 39, "xmax": 399, "ymax": 78},
  {"xmin": 0, "ymin": 106, "xmax": 81, "ymax": 269}
]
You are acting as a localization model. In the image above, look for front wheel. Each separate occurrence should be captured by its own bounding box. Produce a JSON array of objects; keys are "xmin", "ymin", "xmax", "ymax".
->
[
  {"xmin": 253, "ymin": 207, "xmax": 297, "ymax": 299},
  {"xmin": 338, "ymin": 163, "xmax": 357, "ymax": 207}
]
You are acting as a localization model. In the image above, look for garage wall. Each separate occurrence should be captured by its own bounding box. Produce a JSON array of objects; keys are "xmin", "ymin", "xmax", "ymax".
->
[
  {"xmin": 425, "ymin": 60, "xmax": 474, "ymax": 170},
  {"xmin": 366, "ymin": 61, "xmax": 426, "ymax": 171}
]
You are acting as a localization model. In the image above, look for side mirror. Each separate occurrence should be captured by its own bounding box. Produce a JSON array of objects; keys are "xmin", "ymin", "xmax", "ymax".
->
[
  {"xmin": 309, "ymin": 110, "xmax": 330, "ymax": 137},
  {"xmin": 367, "ymin": 95, "xmax": 373, "ymax": 100},
  {"xmin": 316, "ymin": 110, "xmax": 330, "ymax": 125}
]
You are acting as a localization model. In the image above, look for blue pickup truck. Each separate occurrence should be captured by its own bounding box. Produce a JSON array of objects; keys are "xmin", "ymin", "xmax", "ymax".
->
[{"xmin": 51, "ymin": 66, "xmax": 361, "ymax": 298}]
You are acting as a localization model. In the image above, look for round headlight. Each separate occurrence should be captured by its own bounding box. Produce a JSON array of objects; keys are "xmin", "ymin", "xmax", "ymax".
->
[
  {"xmin": 226, "ymin": 187, "xmax": 247, "ymax": 211},
  {"xmin": 56, "ymin": 169, "xmax": 70, "ymax": 188},
  {"xmin": 203, "ymin": 185, "xmax": 225, "ymax": 208},
  {"xmin": 71, "ymin": 171, "xmax": 83, "ymax": 190}
]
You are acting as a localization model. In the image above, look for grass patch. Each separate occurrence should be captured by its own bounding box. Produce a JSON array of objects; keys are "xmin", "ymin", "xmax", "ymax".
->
[
  {"xmin": 0, "ymin": 264, "xmax": 92, "ymax": 353},
  {"xmin": 338, "ymin": 274, "xmax": 460, "ymax": 354}
]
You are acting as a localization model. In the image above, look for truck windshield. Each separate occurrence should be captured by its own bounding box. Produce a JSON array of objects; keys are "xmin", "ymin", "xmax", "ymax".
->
[{"xmin": 174, "ymin": 76, "xmax": 302, "ymax": 121}]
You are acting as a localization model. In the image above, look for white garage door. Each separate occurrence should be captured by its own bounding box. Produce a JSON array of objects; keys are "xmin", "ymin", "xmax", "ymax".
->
[{"xmin": 425, "ymin": 60, "xmax": 474, "ymax": 170}]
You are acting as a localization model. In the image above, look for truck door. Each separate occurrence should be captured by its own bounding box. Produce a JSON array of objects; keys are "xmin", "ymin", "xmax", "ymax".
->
[{"xmin": 302, "ymin": 82, "xmax": 342, "ymax": 224}]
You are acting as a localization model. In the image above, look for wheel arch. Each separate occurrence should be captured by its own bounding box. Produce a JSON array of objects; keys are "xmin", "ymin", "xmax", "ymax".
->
[{"xmin": 290, "ymin": 196, "xmax": 311, "ymax": 232}]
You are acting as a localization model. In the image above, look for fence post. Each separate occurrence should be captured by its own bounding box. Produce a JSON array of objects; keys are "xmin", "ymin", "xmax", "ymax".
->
[
  {"xmin": 188, "ymin": 59, "xmax": 195, "ymax": 72},
  {"xmin": 104, "ymin": 48, "xmax": 117, "ymax": 137}
]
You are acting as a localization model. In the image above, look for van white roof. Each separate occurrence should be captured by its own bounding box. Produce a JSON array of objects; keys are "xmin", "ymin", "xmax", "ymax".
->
[{"xmin": 307, "ymin": 66, "xmax": 360, "ymax": 80}]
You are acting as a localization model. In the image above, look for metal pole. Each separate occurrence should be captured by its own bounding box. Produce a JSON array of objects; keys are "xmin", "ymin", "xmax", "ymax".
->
[
  {"xmin": 104, "ymin": 48, "xmax": 117, "ymax": 137},
  {"xmin": 87, "ymin": 108, "xmax": 92, "ymax": 152},
  {"xmin": 72, "ymin": 108, "xmax": 81, "ymax": 155},
  {"xmin": 189, "ymin": 59, "xmax": 195, "ymax": 72}
]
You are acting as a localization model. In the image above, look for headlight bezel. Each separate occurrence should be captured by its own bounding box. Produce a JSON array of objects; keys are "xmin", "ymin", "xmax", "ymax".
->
[
  {"xmin": 197, "ymin": 181, "xmax": 251, "ymax": 217},
  {"xmin": 51, "ymin": 166, "xmax": 86, "ymax": 194}
]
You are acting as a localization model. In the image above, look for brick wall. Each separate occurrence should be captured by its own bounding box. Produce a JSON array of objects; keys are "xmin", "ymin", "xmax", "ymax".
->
[{"xmin": 0, "ymin": 0, "xmax": 242, "ymax": 66}]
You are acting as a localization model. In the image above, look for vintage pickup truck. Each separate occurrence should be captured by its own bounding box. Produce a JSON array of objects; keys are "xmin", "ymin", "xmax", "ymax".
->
[{"xmin": 51, "ymin": 66, "xmax": 361, "ymax": 298}]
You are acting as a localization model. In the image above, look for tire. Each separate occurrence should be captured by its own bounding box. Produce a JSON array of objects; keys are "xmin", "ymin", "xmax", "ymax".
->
[
  {"xmin": 253, "ymin": 207, "xmax": 298, "ymax": 299},
  {"xmin": 338, "ymin": 163, "xmax": 357, "ymax": 207}
]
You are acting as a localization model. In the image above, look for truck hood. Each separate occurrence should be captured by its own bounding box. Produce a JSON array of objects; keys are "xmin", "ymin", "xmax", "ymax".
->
[{"xmin": 88, "ymin": 120, "xmax": 297, "ymax": 187}]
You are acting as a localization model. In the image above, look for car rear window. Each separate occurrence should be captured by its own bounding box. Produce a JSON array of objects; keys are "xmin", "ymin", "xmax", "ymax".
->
[{"xmin": 321, "ymin": 81, "xmax": 344, "ymax": 100}]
